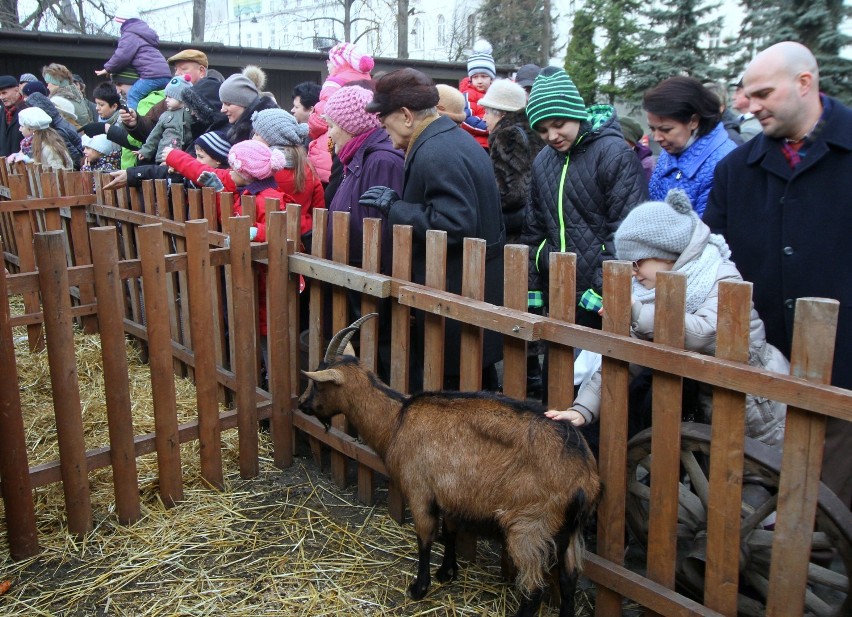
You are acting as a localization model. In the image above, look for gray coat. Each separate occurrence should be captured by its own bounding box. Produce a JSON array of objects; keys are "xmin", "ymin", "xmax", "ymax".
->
[
  {"xmin": 573, "ymin": 220, "xmax": 788, "ymax": 446},
  {"xmin": 388, "ymin": 115, "xmax": 505, "ymax": 379}
]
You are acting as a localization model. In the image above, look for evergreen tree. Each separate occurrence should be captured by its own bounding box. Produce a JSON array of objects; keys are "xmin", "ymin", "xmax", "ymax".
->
[
  {"xmin": 775, "ymin": 0, "xmax": 852, "ymax": 103},
  {"xmin": 626, "ymin": 0, "xmax": 725, "ymax": 99},
  {"xmin": 593, "ymin": 0, "xmax": 642, "ymax": 105},
  {"xmin": 478, "ymin": 0, "xmax": 554, "ymax": 66},
  {"xmin": 564, "ymin": 9, "xmax": 599, "ymax": 105},
  {"xmin": 727, "ymin": 0, "xmax": 783, "ymax": 77}
]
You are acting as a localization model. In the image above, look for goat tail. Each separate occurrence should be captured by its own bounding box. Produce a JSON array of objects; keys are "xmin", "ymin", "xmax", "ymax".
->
[{"xmin": 562, "ymin": 484, "xmax": 602, "ymax": 575}]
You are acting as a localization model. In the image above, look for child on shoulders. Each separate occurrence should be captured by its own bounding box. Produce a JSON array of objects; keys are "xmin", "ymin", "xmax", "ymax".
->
[
  {"xmin": 136, "ymin": 75, "xmax": 193, "ymax": 164},
  {"xmin": 459, "ymin": 40, "xmax": 496, "ymax": 149},
  {"xmin": 97, "ymin": 8, "xmax": 172, "ymax": 110}
]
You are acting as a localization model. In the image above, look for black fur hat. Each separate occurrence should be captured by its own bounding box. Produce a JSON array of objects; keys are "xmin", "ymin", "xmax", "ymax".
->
[
  {"xmin": 182, "ymin": 76, "xmax": 224, "ymax": 127},
  {"xmin": 365, "ymin": 68, "xmax": 439, "ymax": 115}
]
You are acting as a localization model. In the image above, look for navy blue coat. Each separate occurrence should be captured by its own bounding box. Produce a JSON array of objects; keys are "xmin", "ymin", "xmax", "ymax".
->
[
  {"xmin": 704, "ymin": 96, "xmax": 852, "ymax": 391},
  {"xmin": 388, "ymin": 115, "xmax": 506, "ymax": 378}
]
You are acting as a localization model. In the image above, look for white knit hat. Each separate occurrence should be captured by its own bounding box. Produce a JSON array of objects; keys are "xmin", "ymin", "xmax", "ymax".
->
[{"xmin": 479, "ymin": 79, "xmax": 527, "ymax": 112}]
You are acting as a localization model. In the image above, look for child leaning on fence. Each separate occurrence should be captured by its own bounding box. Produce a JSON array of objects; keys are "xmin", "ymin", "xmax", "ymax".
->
[
  {"xmin": 545, "ymin": 189, "xmax": 788, "ymax": 448},
  {"xmin": 8, "ymin": 107, "xmax": 74, "ymax": 170}
]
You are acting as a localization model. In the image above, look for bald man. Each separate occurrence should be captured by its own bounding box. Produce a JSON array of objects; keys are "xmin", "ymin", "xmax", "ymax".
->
[{"xmin": 705, "ymin": 42, "xmax": 852, "ymax": 508}]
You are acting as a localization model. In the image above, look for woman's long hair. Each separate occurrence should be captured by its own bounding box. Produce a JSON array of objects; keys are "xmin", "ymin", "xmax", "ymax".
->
[
  {"xmin": 32, "ymin": 127, "xmax": 73, "ymax": 169},
  {"xmin": 278, "ymin": 144, "xmax": 310, "ymax": 193}
]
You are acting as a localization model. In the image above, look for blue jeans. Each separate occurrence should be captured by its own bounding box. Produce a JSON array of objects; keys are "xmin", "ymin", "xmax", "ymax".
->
[{"xmin": 126, "ymin": 76, "xmax": 171, "ymax": 110}]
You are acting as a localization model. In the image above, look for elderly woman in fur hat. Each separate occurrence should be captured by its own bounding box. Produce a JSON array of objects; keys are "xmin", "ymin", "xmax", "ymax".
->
[{"xmin": 358, "ymin": 68, "xmax": 505, "ymax": 392}]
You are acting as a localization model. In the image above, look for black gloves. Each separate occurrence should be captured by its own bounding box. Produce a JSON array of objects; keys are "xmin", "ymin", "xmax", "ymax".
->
[
  {"xmin": 79, "ymin": 122, "xmax": 107, "ymax": 137},
  {"xmin": 358, "ymin": 186, "xmax": 399, "ymax": 216}
]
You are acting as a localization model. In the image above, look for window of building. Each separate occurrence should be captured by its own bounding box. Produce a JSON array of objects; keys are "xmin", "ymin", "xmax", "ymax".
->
[
  {"xmin": 412, "ymin": 18, "xmax": 424, "ymax": 50},
  {"xmin": 466, "ymin": 14, "xmax": 476, "ymax": 47},
  {"xmin": 437, "ymin": 15, "xmax": 445, "ymax": 45}
]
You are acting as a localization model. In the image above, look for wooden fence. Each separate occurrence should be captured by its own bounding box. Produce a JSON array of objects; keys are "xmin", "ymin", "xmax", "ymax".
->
[{"xmin": 1, "ymin": 163, "xmax": 850, "ymax": 617}]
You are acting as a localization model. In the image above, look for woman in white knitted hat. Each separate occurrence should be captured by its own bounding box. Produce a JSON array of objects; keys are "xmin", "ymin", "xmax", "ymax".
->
[
  {"xmin": 8, "ymin": 106, "xmax": 74, "ymax": 170},
  {"xmin": 546, "ymin": 189, "xmax": 788, "ymax": 450}
]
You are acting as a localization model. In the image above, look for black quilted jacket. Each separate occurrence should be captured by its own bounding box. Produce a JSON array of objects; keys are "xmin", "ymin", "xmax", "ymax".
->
[{"xmin": 520, "ymin": 105, "xmax": 648, "ymax": 304}]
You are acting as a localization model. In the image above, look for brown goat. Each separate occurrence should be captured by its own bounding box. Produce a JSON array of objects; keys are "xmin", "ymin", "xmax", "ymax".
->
[{"xmin": 299, "ymin": 315, "xmax": 601, "ymax": 617}]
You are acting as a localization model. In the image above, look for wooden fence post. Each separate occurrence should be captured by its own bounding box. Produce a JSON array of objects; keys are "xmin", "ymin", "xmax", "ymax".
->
[
  {"xmin": 330, "ymin": 210, "xmax": 351, "ymax": 488},
  {"xmin": 423, "ymin": 230, "xmax": 447, "ymax": 391},
  {"xmin": 266, "ymin": 211, "xmax": 293, "ymax": 469},
  {"xmin": 0, "ymin": 237, "xmax": 39, "ymax": 558},
  {"xmin": 34, "ymin": 230, "xmax": 93, "ymax": 536},
  {"xmin": 185, "ymin": 220, "xmax": 224, "ymax": 489},
  {"xmin": 90, "ymin": 226, "xmax": 142, "ymax": 525},
  {"xmin": 547, "ymin": 252, "xmax": 576, "ymax": 409},
  {"xmin": 138, "ymin": 223, "xmax": 184, "ymax": 506},
  {"xmin": 307, "ymin": 208, "xmax": 328, "ymax": 467},
  {"xmin": 229, "ymin": 215, "xmax": 259, "ymax": 479},
  {"xmin": 9, "ymin": 174, "xmax": 43, "ymax": 351},
  {"xmin": 595, "ymin": 260, "xmax": 632, "ymax": 617},
  {"xmin": 644, "ymin": 271, "xmax": 686, "ymax": 617},
  {"xmin": 704, "ymin": 281, "xmax": 752, "ymax": 615},
  {"xmin": 459, "ymin": 237, "xmax": 485, "ymax": 392},
  {"xmin": 766, "ymin": 298, "xmax": 838, "ymax": 617},
  {"xmin": 502, "ymin": 244, "xmax": 529, "ymax": 400}
]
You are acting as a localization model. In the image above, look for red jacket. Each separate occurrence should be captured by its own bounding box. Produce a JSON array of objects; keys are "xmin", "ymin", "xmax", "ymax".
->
[
  {"xmin": 272, "ymin": 165, "xmax": 323, "ymax": 237},
  {"xmin": 459, "ymin": 77, "xmax": 489, "ymax": 148}
]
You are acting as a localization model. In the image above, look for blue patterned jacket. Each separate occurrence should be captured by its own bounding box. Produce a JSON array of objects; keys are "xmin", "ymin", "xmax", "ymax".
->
[{"xmin": 649, "ymin": 122, "xmax": 736, "ymax": 217}]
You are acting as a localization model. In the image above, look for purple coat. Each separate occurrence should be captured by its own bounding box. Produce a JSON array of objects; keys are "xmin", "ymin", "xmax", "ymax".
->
[
  {"xmin": 104, "ymin": 19, "xmax": 171, "ymax": 79},
  {"xmin": 325, "ymin": 128, "xmax": 404, "ymax": 274}
]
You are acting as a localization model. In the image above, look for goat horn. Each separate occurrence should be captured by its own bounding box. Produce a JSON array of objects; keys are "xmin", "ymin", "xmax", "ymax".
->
[{"xmin": 323, "ymin": 313, "xmax": 379, "ymax": 363}]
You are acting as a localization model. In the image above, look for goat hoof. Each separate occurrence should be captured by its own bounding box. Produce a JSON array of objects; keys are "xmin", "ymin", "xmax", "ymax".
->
[
  {"xmin": 407, "ymin": 578, "xmax": 429, "ymax": 600},
  {"xmin": 435, "ymin": 564, "xmax": 457, "ymax": 583}
]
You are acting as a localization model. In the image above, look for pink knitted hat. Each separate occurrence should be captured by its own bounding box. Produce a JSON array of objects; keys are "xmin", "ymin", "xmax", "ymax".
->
[
  {"xmin": 228, "ymin": 140, "xmax": 287, "ymax": 181},
  {"xmin": 324, "ymin": 86, "xmax": 380, "ymax": 136},
  {"xmin": 327, "ymin": 42, "xmax": 375, "ymax": 75}
]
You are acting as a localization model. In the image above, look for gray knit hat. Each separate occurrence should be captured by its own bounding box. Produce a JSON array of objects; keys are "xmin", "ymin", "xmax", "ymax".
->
[
  {"xmin": 251, "ymin": 108, "xmax": 308, "ymax": 147},
  {"xmin": 526, "ymin": 66, "xmax": 587, "ymax": 129},
  {"xmin": 219, "ymin": 73, "xmax": 259, "ymax": 108},
  {"xmin": 19, "ymin": 73, "xmax": 39, "ymax": 84},
  {"xmin": 479, "ymin": 79, "xmax": 527, "ymax": 112},
  {"xmin": 467, "ymin": 40, "xmax": 496, "ymax": 79},
  {"xmin": 615, "ymin": 190, "xmax": 697, "ymax": 262},
  {"xmin": 165, "ymin": 74, "xmax": 193, "ymax": 102}
]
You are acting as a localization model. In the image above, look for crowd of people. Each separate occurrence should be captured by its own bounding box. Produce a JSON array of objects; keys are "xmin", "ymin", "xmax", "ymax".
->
[{"xmin": 0, "ymin": 14, "xmax": 848, "ymax": 509}]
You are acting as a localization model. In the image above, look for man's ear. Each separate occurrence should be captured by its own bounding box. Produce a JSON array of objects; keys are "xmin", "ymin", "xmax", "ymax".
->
[
  {"xmin": 796, "ymin": 71, "xmax": 814, "ymax": 96},
  {"xmin": 400, "ymin": 106, "xmax": 416, "ymax": 127}
]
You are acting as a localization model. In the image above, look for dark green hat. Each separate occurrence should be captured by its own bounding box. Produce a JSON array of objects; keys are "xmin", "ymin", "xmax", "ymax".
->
[{"xmin": 526, "ymin": 66, "xmax": 587, "ymax": 129}]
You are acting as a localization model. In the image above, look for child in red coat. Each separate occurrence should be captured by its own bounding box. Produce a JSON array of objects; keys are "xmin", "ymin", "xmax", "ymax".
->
[{"xmin": 459, "ymin": 40, "xmax": 496, "ymax": 149}]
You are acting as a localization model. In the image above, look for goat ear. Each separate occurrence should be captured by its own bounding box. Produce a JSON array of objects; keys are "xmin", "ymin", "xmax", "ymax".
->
[
  {"xmin": 302, "ymin": 368, "xmax": 345, "ymax": 385},
  {"xmin": 342, "ymin": 342, "xmax": 356, "ymax": 357}
]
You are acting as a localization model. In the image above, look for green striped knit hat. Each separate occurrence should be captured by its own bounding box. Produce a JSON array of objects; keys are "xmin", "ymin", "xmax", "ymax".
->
[{"xmin": 526, "ymin": 66, "xmax": 587, "ymax": 129}]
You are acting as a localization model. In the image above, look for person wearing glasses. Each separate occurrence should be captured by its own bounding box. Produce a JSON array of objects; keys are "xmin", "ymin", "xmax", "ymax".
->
[
  {"xmin": 358, "ymin": 68, "xmax": 505, "ymax": 392},
  {"xmin": 545, "ymin": 189, "xmax": 788, "ymax": 454}
]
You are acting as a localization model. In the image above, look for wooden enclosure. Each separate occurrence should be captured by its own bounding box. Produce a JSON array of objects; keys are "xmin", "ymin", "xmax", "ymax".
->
[{"xmin": 1, "ymin": 162, "xmax": 850, "ymax": 617}]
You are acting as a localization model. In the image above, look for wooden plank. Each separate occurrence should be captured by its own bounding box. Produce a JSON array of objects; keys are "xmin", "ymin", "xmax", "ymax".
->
[
  {"xmin": 645, "ymin": 271, "xmax": 686, "ymax": 615},
  {"xmin": 0, "ymin": 194, "xmax": 97, "ymax": 212},
  {"xmin": 703, "ymin": 281, "xmax": 751, "ymax": 615},
  {"xmin": 0, "ymin": 236, "xmax": 39, "ymax": 559},
  {"xmin": 288, "ymin": 254, "xmax": 391, "ymax": 297},
  {"xmin": 765, "ymin": 298, "xmax": 838, "ymax": 617},
  {"xmin": 185, "ymin": 221, "xmax": 224, "ymax": 490},
  {"xmin": 138, "ymin": 224, "xmax": 184, "ymax": 506},
  {"xmin": 357, "ymin": 218, "xmax": 381, "ymax": 505},
  {"xmin": 89, "ymin": 227, "xmax": 141, "ymax": 524},
  {"xmin": 459, "ymin": 237, "xmax": 485, "ymax": 391},
  {"xmin": 330, "ymin": 210, "xmax": 351, "ymax": 489},
  {"xmin": 307, "ymin": 208, "xmax": 327, "ymax": 468},
  {"xmin": 171, "ymin": 185, "xmax": 192, "ymax": 379},
  {"xmin": 34, "ymin": 230, "xmax": 92, "ymax": 536},
  {"xmin": 154, "ymin": 179, "xmax": 169, "ymax": 218},
  {"xmin": 9, "ymin": 174, "xmax": 43, "ymax": 350},
  {"xmin": 423, "ymin": 230, "xmax": 447, "ymax": 390},
  {"xmin": 63, "ymin": 172, "xmax": 97, "ymax": 333},
  {"xmin": 387, "ymin": 224, "xmax": 413, "ymax": 523},
  {"xmin": 501, "ymin": 245, "xmax": 528, "ymax": 400},
  {"xmin": 229, "ymin": 216, "xmax": 260, "ymax": 479},
  {"xmin": 547, "ymin": 252, "xmax": 576, "ymax": 408},
  {"xmin": 266, "ymin": 212, "xmax": 293, "ymax": 470},
  {"xmin": 38, "ymin": 173, "xmax": 62, "ymax": 231},
  {"xmin": 285, "ymin": 205, "xmax": 302, "ymax": 396},
  {"xmin": 595, "ymin": 260, "xmax": 632, "ymax": 617},
  {"xmin": 187, "ymin": 189, "xmax": 202, "ymax": 221},
  {"xmin": 584, "ymin": 553, "xmax": 726, "ymax": 617}
]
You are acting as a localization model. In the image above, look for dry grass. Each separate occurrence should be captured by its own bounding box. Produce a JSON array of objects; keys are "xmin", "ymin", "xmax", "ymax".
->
[{"xmin": 0, "ymin": 296, "xmax": 601, "ymax": 616}]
